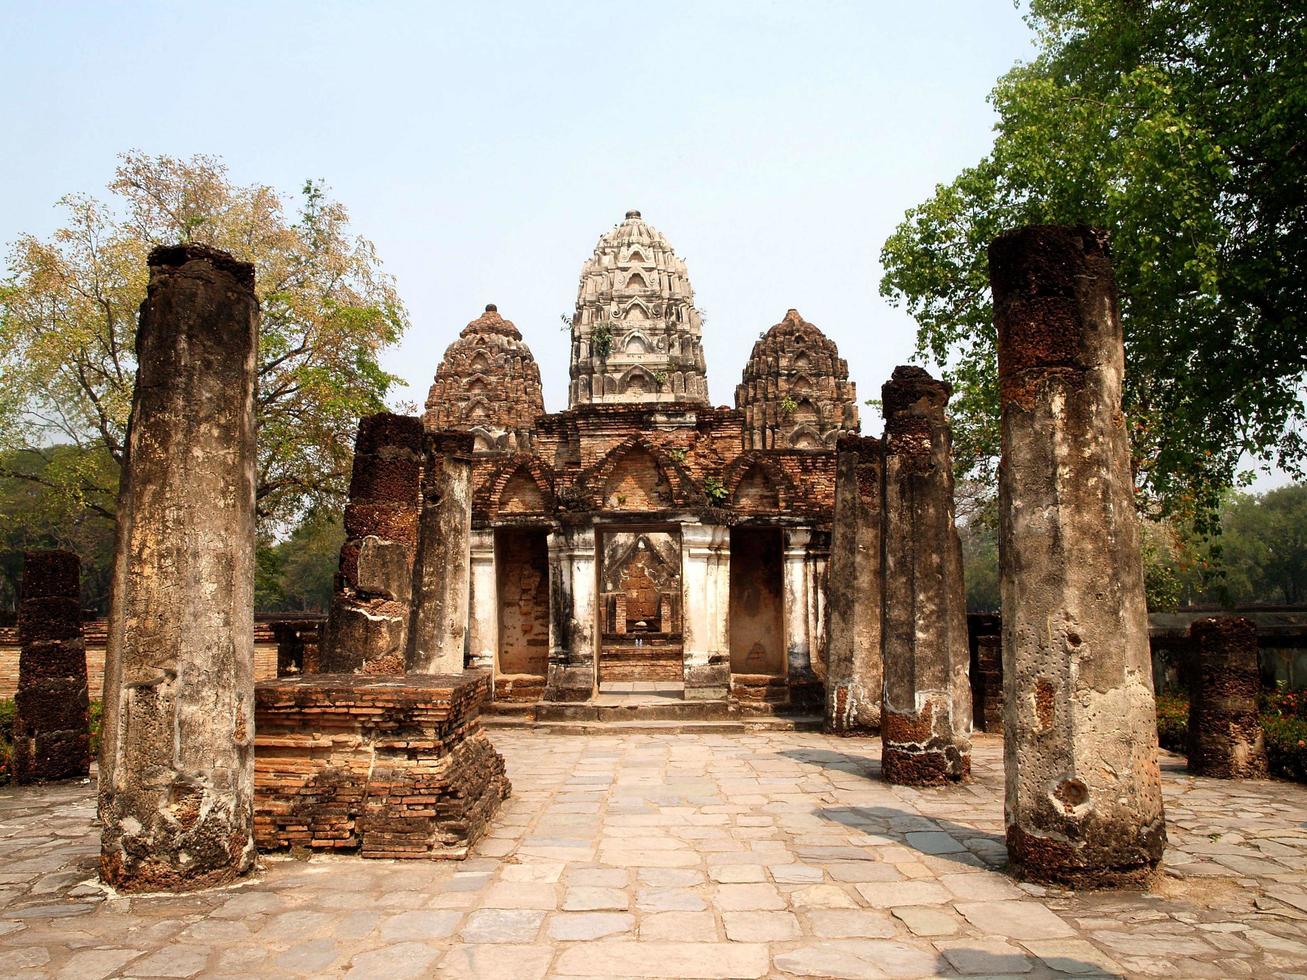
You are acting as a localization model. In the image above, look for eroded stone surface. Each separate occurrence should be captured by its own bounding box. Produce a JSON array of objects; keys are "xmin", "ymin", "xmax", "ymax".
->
[
  {"xmin": 880, "ymin": 366, "xmax": 972, "ymax": 785},
  {"xmin": 98, "ymin": 243, "xmax": 258, "ymax": 892},
  {"xmin": 990, "ymin": 225, "xmax": 1167, "ymax": 887}
]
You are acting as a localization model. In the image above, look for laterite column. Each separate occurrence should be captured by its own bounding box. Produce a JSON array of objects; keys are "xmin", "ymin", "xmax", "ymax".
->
[
  {"xmin": 880, "ymin": 367, "xmax": 972, "ymax": 783},
  {"xmin": 826, "ymin": 437, "xmax": 885, "ymax": 735},
  {"xmin": 1187, "ymin": 617, "xmax": 1267, "ymax": 778},
  {"xmin": 991, "ymin": 225, "xmax": 1166, "ymax": 886},
  {"xmin": 321, "ymin": 413, "xmax": 423, "ymax": 673},
  {"xmin": 13, "ymin": 550, "xmax": 90, "ymax": 783},
  {"xmin": 99, "ymin": 244, "xmax": 258, "ymax": 891},
  {"xmin": 407, "ymin": 431, "xmax": 474, "ymax": 673}
]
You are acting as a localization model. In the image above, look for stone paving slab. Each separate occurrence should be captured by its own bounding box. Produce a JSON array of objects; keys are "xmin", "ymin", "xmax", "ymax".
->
[{"xmin": 2, "ymin": 732, "xmax": 1307, "ymax": 977}]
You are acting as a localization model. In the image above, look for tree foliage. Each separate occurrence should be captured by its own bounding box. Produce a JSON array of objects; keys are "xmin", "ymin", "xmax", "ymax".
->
[
  {"xmin": 0, "ymin": 152, "xmax": 408, "ymax": 532},
  {"xmin": 0, "ymin": 446, "xmax": 116, "ymax": 614},
  {"xmin": 1217, "ymin": 486, "xmax": 1307, "ymax": 604},
  {"xmin": 881, "ymin": 1, "xmax": 1307, "ymax": 530},
  {"xmin": 254, "ymin": 507, "xmax": 344, "ymax": 613}
]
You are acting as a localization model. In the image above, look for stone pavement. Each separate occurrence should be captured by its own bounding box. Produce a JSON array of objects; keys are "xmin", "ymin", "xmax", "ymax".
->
[{"xmin": 2, "ymin": 731, "xmax": 1307, "ymax": 978}]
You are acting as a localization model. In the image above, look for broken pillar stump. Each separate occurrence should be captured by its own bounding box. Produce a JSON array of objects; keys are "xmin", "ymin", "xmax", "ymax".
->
[
  {"xmin": 880, "ymin": 367, "xmax": 972, "ymax": 783},
  {"xmin": 825, "ymin": 436, "xmax": 885, "ymax": 735},
  {"xmin": 253, "ymin": 670, "xmax": 510, "ymax": 859},
  {"xmin": 99, "ymin": 243, "xmax": 258, "ymax": 891},
  {"xmin": 407, "ymin": 431, "xmax": 475, "ymax": 673},
  {"xmin": 322, "ymin": 412, "xmax": 424, "ymax": 674},
  {"xmin": 990, "ymin": 225, "xmax": 1166, "ymax": 887},
  {"xmin": 1187, "ymin": 617, "xmax": 1267, "ymax": 779},
  {"xmin": 13, "ymin": 550, "xmax": 90, "ymax": 783}
]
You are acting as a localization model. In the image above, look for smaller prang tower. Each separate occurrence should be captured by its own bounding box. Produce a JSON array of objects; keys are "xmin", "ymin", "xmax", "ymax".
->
[{"xmin": 568, "ymin": 210, "xmax": 709, "ymax": 407}]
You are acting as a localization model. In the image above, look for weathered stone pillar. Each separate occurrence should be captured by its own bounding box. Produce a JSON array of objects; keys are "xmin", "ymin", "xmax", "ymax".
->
[
  {"xmin": 991, "ymin": 224, "xmax": 1166, "ymax": 886},
  {"xmin": 544, "ymin": 522, "xmax": 597, "ymax": 701},
  {"xmin": 407, "ymin": 431, "xmax": 474, "ymax": 674},
  {"xmin": 682, "ymin": 523, "xmax": 730, "ymax": 700},
  {"xmin": 806, "ymin": 532, "xmax": 830, "ymax": 684},
  {"xmin": 826, "ymin": 438, "xmax": 885, "ymax": 735},
  {"xmin": 880, "ymin": 366, "xmax": 972, "ymax": 784},
  {"xmin": 784, "ymin": 533, "xmax": 815, "ymax": 700},
  {"xmin": 468, "ymin": 529, "xmax": 498, "ymax": 675},
  {"xmin": 1187, "ymin": 617, "xmax": 1267, "ymax": 778},
  {"xmin": 13, "ymin": 550, "xmax": 90, "ymax": 783},
  {"xmin": 321, "ymin": 413, "xmax": 423, "ymax": 674},
  {"xmin": 99, "ymin": 243, "xmax": 257, "ymax": 891}
]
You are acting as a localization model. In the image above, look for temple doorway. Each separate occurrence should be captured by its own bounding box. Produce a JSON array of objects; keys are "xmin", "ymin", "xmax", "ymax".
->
[
  {"xmin": 598, "ymin": 527, "xmax": 683, "ymax": 688},
  {"xmin": 495, "ymin": 527, "xmax": 550, "ymax": 700},
  {"xmin": 729, "ymin": 527, "xmax": 786, "ymax": 702}
]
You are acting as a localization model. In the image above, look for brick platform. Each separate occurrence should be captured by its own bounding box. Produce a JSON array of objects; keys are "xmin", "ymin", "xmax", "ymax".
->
[{"xmin": 253, "ymin": 670, "xmax": 510, "ymax": 860}]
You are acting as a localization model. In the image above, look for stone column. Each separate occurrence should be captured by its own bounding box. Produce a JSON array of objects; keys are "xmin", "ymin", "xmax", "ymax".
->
[
  {"xmin": 825, "ymin": 438, "xmax": 885, "ymax": 735},
  {"xmin": 880, "ymin": 366, "xmax": 972, "ymax": 784},
  {"xmin": 544, "ymin": 523, "xmax": 597, "ymax": 701},
  {"xmin": 467, "ymin": 529, "xmax": 498, "ymax": 675},
  {"xmin": 781, "ymin": 528, "xmax": 817, "ymax": 702},
  {"xmin": 321, "ymin": 413, "xmax": 423, "ymax": 673},
  {"xmin": 806, "ymin": 532, "xmax": 830, "ymax": 681},
  {"xmin": 991, "ymin": 224, "xmax": 1166, "ymax": 886},
  {"xmin": 13, "ymin": 550, "xmax": 90, "ymax": 783},
  {"xmin": 407, "ymin": 431, "xmax": 474, "ymax": 674},
  {"xmin": 682, "ymin": 523, "xmax": 730, "ymax": 700},
  {"xmin": 99, "ymin": 243, "xmax": 257, "ymax": 891},
  {"xmin": 1187, "ymin": 617, "xmax": 1267, "ymax": 778}
]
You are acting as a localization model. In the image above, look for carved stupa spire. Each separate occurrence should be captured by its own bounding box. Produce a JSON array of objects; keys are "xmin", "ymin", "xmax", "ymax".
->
[
  {"xmin": 424, "ymin": 305, "xmax": 545, "ymax": 452},
  {"xmin": 567, "ymin": 210, "xmax": 709, "ymax": 407},
  {"xmin": 736, "ymin": 309, "xmax": 860, "ymax": 449}
]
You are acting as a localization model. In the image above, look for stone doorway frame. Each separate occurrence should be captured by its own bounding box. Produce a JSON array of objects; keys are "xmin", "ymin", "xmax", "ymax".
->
[{"xmin": 595, "ymin": 521, "xmax": 685, "ymax": 689}]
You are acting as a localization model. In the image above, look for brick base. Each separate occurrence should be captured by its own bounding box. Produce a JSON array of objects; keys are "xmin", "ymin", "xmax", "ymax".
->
[{"xmin": 253, "ymin": 671, "xmax": 510, "ymax": 859}]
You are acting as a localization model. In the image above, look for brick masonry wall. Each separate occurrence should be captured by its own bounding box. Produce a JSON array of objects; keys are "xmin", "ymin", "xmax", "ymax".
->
[{"xmin": 253, "ymin": 670, "xmax": 510, "ymax": 860}]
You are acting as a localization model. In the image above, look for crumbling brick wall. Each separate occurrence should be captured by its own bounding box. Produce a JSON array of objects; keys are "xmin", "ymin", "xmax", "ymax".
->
[
  {"xmin": 254, "ymin": 671, "xmax": 510, "ymax": 859},
  {"xmin": 13, "ymin": 550, "xmax": 89, "ymax": 783},
  {"xmin": 322, "ymin": 412, "xmax": 424, "ymax": 674}
]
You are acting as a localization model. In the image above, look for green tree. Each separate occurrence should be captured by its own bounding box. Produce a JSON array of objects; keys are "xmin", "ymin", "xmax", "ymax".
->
[
  {"xmin": 881, "ymin": 1, "xmax": 1306, "ymax": 531},
  {"xmin": 0, "ymin": 445, "xmax": 117, "ymax": 614},
  {"xmin": 1213, "ymin": 486, "xmax": 1307, "ymax": 604},
  {"xmin": 0, "ymin": 152, "xmax": 408, "ymax": 533},
  {"xmin": 960, "ymin": 519, "xmax": 1001, "ymax": 613}
]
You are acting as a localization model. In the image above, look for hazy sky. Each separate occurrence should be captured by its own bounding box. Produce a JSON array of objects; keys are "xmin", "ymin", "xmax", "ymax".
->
[{"xmin": 2, "ymin": 0, "xmax": 1039, "ymax": 414}]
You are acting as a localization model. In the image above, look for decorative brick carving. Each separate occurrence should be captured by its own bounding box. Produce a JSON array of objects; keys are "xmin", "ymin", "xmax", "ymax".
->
[
  {"xmin": 568, "ymin": 211, "xmax": 708, "ymax": 407},
  {"xmin": 253, "ymin": 671, "xmax": 509, "ymax": 859},
  {"xmin": 736, "ymin": 309, "xmax": 859, "ymax": 450},
  {"xmin": 424, "ymin": 305, "xmax": 545, "ymax": 452}
]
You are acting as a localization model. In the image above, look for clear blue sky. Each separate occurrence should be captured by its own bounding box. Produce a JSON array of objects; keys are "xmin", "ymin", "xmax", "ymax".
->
[{"xmin": 2, "ymin": 1, "xmax": 1036, "ymax": 414}]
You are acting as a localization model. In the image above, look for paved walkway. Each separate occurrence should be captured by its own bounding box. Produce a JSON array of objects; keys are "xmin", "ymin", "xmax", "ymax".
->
[{"xmin": 2, "ymin": 732, "xmax": 1307, "ymax": 978}]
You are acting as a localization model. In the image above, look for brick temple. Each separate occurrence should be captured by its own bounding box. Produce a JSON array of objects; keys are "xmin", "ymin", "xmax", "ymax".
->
[{"xmin": 421, "ymin": 210, "xmax": 860, "ymax": 708}]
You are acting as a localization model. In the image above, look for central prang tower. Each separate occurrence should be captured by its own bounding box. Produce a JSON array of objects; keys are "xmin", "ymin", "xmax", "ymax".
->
[{"xmin": 567, "ymin": 210, "xmax": 709, "ymax": 407}]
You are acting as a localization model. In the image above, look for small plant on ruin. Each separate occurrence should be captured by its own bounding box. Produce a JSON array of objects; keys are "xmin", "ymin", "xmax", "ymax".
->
[
  {"xmin": 780, "ymin": 396, "xmax": 799, "ymax": 418},
  {"xmin": 559, "ymin": 313, "xmax": 573, "ymax": 331},
  {"xmin": 592, "ymin": 323, "xmax": 613, "ymax": 360},
  {"xmin": 703, "ymin": 476, "xmax": 728, "ymax": 503},
  {"xmin": 668, "ymin": 447, "xmax": 687, "ymax": 464},
  {"xmin": 652, "ymin": 370, "xmax": 668, "ymax": 389}
]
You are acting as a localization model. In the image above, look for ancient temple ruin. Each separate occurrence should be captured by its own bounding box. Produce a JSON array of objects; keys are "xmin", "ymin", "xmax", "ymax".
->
[{"xmin": 379, "ymin": 210, "xmax": 868, "ymax": 708}]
